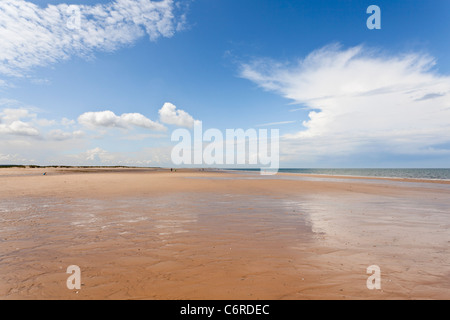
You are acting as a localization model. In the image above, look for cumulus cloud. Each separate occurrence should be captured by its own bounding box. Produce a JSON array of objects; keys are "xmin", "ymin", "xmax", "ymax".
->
[
  {"xmin": 240, "ymin": 44, "xmax": 450, "ymax": 163},
  {"xmin": 0, "ymin": 108, "xmax": 36, "ymax": 122},
  {"xmin": 0, "ymin": 108, "xmax": 40, "ymax": 136},
  {"xmin": 0, "ymin": 120, "xmax": 40, "ymax": 137},
  {"xmin": 0, "ymin": 106, "xmax": 82, "ymax": 139},
  {"xmin": 158, "ymin": 102, "xmax": 200, "ymax": 128},
  {"xmin": 78, "ymin": 110, "xmax": 167, "ymax": 131},
  {"xmin": 0, "ymin": 0, "xmax": 183, "ymax": 77},
  {"xmin": 121, "ymin": 113, "xmax": 167, "ymax": 131}
]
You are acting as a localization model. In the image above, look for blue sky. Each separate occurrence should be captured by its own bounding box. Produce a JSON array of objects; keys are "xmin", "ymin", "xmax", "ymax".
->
[{"xmin": 1, "ymin": 0, "xmax": 450, "ymax": 167}]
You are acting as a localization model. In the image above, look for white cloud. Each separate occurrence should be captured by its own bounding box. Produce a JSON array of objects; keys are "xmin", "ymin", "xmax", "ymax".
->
[
  {"xmin": 69, "ymin": 146, "xmax": 172, "ymax": 166},
  {"xmin": 0, "ymin": 107, "xmax": 79, "ymax": 139},
  {"xmin": 48, "ymin": 129, "xmax": 84, "ymax": 141},
  {"xmin": 61, "ymin": 117, "xmax": 76, "ymax": 126},
  {"xmin": 0, "ymin": 0, "xmax": 183, "ymax": 77},
  {"xmin": 0, "ymin": 153, "xmax": 35, "ymax": 164},
  {"xmin": 0, "ymin": 102, "xmax": 199, "ymax": 165},
  {"xmin": 36, "ymin": 118, "xmax": 57, "ymax": 127},
  {"xmin": 0, "ymin": 99, "xmax": 32, "ymax": 108},
  {"xmin": 0, "ymin": 120, "xmax": 40, "ymax": 137},
  {"xmin": 241, "ymin": 44, "xmax": 450, "ymax": 163},
  {"xmin": 78, "ymin": 110, "xmax": 122, "ymax": 128},
  {"xmin": 120, "ymin": 113, "xmax": 167, "ymax": 131},
  {"xmin": 78, "ymin": 110, "xmax": 167, "ymax": 131},
  {"xmin": 158, "ymin": 102, "xmax": 200, "ymax": 128},
  {"xmin": 0, "ymin": 107, "xmax": 40, "ymax": 136},
  {"xmin": 0, "ymin": 108, "xmax": 36, "ymax": 122},
  {"xmin": 84, "ymin": 147, "xmax": 112, "ymax": 162}
]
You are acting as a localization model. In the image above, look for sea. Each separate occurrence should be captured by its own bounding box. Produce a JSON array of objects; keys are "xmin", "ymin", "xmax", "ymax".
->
[{"xmin": 228, "ymin": 168, "xmax": 450, "ymax": 180}]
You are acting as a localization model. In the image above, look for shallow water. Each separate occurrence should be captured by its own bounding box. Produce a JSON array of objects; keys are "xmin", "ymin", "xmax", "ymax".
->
[
  {"xmin": 229, "ymin": 168, "xmax": 450, "ymax": 180},
  {"xmin": 0, "ymin": 184, "xmax": 449, "ymax": 299}
]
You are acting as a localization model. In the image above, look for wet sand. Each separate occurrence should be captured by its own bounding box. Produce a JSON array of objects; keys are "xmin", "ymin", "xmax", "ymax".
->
[{"xmin": 0, "ymin": 168, "xmax": 449, "ymax": 299}]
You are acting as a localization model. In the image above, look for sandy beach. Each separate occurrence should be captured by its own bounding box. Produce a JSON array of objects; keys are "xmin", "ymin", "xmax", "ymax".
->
[{"xmin": 0, "ymin": 168, "xmax": 449, "ymax": 300}]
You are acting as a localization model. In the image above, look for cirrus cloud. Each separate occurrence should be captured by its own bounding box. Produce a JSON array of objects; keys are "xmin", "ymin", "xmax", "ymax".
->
[{"xmin": 0, "ymin": 0, "xmax": 184, "ymax": 77}]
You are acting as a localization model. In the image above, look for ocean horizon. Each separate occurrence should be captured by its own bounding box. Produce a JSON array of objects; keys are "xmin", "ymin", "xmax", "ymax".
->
[{"xmin": 227, "ymin": 168, "xmax": 450, "ymax": 180}]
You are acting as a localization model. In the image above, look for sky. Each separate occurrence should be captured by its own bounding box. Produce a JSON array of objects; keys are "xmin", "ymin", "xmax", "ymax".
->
[{"xmin": 1, "ymin": 0, "xmax": 450, "ymax": 168}]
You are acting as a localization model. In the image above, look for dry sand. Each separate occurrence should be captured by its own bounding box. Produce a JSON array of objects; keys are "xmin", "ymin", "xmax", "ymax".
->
[{"xmin": 0, "ymin": 168, "xmax": 449, "ymax": 300}]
